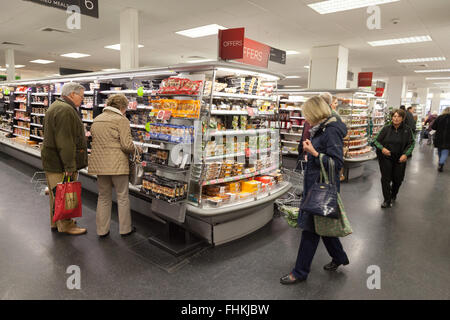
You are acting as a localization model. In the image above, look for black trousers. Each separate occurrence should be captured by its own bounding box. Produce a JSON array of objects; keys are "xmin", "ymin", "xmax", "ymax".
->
[
  {"xmin": 378, "ymin": 156, "xmax": 407, "ymax": 202},
  {"xmin": 292, "ymin": 230, "xmax": 349, "ymax": 279}
]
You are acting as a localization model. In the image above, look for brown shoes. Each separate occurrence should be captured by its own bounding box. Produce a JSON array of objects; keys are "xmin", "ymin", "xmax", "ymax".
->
[{"xmin": 54, "ymin": 220, "xmax": 87, "ymax": 235}]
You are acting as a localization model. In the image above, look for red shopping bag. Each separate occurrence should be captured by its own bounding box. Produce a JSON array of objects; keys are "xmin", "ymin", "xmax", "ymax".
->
[{"xmin": 53, "ymin": 176, "xmax": 82, "ymax": 223}]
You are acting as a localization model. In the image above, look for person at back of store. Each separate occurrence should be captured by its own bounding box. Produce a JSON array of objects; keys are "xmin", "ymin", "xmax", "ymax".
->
[
  {"xmin": 88, "ymin": 94, "xmax": 141, "ymax": 237},
  {"xmin": 431, "ymin": 107, "xmax": 450, "ymax": 172},
  {"xmin": 41, "ymin": 82, "xmax": 88, "ymax": 235},
  {"xmin": 280, "ymin": 96, "xmax": 349, "ymax": 284},
  {"xmin": 405, "ymin": 106, "xmax": 417, "ymax": 133},
  {"xmin": 374, "ymin": 109, "xmax": 415, "ymax": 208},
  {"xmin": 424, "ymin": 111, "xmax": 438, "ymax": 145}
]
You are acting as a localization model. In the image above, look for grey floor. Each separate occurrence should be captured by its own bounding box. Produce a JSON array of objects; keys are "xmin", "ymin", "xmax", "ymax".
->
[{"xmin": 0, "ymin": 142, "xmax": 449, "ymax": 300}]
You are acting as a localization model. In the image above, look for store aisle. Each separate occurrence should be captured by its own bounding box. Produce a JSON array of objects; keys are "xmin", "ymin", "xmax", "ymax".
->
[{"xmin": 0, "ymin": 143, "xmax": 449, "ymax": 300}]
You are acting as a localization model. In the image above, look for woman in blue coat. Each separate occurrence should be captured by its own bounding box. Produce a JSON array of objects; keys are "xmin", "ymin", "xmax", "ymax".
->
[{"xmin": 281, "ymin": 96, "xmax": 350, "ymax": 284}]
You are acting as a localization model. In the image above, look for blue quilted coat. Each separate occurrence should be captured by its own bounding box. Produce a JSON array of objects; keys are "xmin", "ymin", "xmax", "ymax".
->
[{"xmin": 298, "ymin": 116, "xmax": 347, "ymax": 232}]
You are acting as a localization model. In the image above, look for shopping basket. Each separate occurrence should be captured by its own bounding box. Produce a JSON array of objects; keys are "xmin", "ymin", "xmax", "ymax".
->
[
  {"xmin": 31, "ymin": 171, "xmax": 49, "ymax": 196},
  {"xmin": 281, "ymin": 160, "xmax": 305, "ymax": 196}
]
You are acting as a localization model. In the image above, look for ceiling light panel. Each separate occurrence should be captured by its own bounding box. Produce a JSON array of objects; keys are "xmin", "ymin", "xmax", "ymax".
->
[
  {"xmin": 398, "ymin": 57, "xmax": 446, "ymax": 63},
  {"xmin": 176, "ymin": 24, "xmax": 227, "ymax": 38},
  {"xmin": 415, "ymin": 69, "xmax": 450, "ymax": 73},
  {"xmin": 61, "ymin": 53, "xmax": 91, "ymax": 58},
  {"xmin": 104, "ymin": 44, "xmax": 144, "ymax": 51},
  {"xmin": 286, "ymin": 51, "xmax": 300, "ymax": 55},
  {"xmin": 30, "ymin": 59, "xmax": 54, "ymax": 64},
  {"xmin": 285, "ymin": 76, "xmax": 301, "ymax": 79},
  {"xmin": 308, "ymin": 0, "xmax": 400, "ymax": 14},
  {"xmin": 284, "ymin": 85, "xmax": 301, "ymax": 88},
  {"xmin": 368, "ymin": 35, "xmax": 432, "ymax": 47},
  {"xmin": 426, "ymin": 77, "xmax": 450, "ymax": 80}
]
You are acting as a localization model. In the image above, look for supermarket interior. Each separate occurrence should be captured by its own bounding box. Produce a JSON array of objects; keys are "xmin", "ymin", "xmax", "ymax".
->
[{"xmin": 0, "ymin": 0, "xmax": 449, "ymax": 301}]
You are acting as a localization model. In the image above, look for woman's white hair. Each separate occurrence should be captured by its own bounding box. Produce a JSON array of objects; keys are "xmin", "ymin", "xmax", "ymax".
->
[
  {"xmin": 61, "ymin": 82, "xmax": 85, "ymax": 97},
  {"xmin": 319, "ymin": 92, "xmax": 332, "ymax": 105}
]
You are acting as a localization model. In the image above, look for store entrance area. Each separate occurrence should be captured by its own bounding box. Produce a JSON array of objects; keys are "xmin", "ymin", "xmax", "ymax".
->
[{"xmin": 0, "ymin": 143, "xmax": 448, "ymax": 300}]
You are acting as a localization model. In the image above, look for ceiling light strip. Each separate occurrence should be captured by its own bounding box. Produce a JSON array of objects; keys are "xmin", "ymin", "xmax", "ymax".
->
[
  {"xmin": 308, "ymin": 0, "xmax": 400, "ymax": 15},
  {"xmin": 368, "ymin": 35, "xmax": 432, "ymax": 47},
  {"xmin": 397, "ymin": 57, "xmax": 446, "ymax": 63}
]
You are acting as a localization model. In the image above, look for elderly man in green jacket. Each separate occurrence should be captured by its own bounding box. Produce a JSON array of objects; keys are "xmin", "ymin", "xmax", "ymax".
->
[{"xmin": 41, "ymin": 82, "xmax": 88, "ymax": 235}]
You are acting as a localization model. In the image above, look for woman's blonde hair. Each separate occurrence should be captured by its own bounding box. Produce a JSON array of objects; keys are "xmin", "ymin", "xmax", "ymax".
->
[
  {"xmin": 106, "ymin": 94, "xmax": 129, "ymax": 110},
  {"xmin": 442, "ymin": 107, "xmax": 450, "ymax": 115},
  {"xmin": 302, "ymin": 96, "xmax": 332, "ymax": 125}
]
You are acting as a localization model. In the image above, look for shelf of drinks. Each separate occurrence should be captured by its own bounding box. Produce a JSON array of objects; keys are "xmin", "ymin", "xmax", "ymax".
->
[
  {"xmin": 14, "ymin": 109, "xmax": 27, "ymax": 112},
  {"xmin": 207, "ymin": 128, "xmax": 276, "ymax": 137},
  {"xmin": 14, "ymin": 100, "xmax": 27, "ymax": 103},
  {"xmin": 201, "ymin": 165, "xmax": 278, "ymax": 186},
  {"xmin": 31, "ymin": 102, "xmax": 46, "ymax": 105},
  {"xmin": 30, "ymin": 134, "xmax": 43, "ymax": 140},
  {"xmin": 32, "ymin": 93, "xmax": 50, "ymax": 96},
  {"xmin": 30, "ymin": 123, "xmax": 43, "ymax": 128},
  {"xmin": 13, "ymin": 92, "xmax": 27, "ymax": 95},
  {"xmin": 30, "ymin": 113, "xmax": 45, "ymax": 117},
  {"xmin": 81, "ymin": 105, "xmax": 93, "ymax": 109},
  {"xmin": 13, "ymin": 125, "xmax": 30, "ymax": 130}
]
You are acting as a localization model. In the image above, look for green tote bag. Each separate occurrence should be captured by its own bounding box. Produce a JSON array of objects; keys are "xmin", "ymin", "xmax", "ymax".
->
[{"xmin": 313, "ymin": 155, "xmax": 353, "ymax": 237}]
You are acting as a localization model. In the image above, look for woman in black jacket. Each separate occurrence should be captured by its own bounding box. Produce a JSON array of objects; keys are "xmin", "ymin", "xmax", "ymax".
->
[
  {"xmin": 280, "ymin": 96, "xmax": 349, "ymax": 284},
  {"xmin": 374, "ymin": 109, "xmax": 415, "ymax": 208},
  {"xmin": 431, "ymin": 107, "xmax": 450, "ymax": 172}
]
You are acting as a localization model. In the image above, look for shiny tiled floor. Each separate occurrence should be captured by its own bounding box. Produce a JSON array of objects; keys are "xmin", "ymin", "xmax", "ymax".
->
[{"xmin": 0, "ymin": 143, "xmax": 449, "ymax": 299}]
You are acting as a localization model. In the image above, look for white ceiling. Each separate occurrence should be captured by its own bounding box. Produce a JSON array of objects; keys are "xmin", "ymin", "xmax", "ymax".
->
[{"xmin": 1, "ymin": 0, "xmax": 450, "ymax": 92}]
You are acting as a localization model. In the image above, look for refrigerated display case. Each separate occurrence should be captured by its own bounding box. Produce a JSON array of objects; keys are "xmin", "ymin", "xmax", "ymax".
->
[{"xmin": 0, "ymin": 62, "xmax": 291, "ymax": 249}]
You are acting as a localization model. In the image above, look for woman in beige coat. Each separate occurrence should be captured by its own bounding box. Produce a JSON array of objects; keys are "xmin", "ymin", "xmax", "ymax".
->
[{"xmin": 88, "ymin": 94, "xmax": 138, "ymax": 237}]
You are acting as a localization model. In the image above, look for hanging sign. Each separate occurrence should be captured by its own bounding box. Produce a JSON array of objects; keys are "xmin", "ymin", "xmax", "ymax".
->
[
  {"xmin": 218, "ymin": 28, "xmax": 271, "ymax": 68},
  {"xmin": 269, "ymin": 47, "xmax": 286, "ymax": 65},
  {"xmin": 24, "ymin": 0, "xmax": 99, "ymax": 18},
  {"xmin": 358, "ymin": 72, "xmax": 373, "ymax": 87}
]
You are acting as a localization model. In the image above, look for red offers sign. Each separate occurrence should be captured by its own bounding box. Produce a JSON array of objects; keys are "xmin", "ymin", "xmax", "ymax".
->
[
  {"xmin": 218, "ymin": 28, "xmax": 271, "ymax": 68},
  {"xmin": 358, "ymin": 72, "xmax": 373, "ymax": 87}
]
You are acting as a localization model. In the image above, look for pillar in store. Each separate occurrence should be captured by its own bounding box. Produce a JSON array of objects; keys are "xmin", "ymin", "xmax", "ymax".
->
[
  {"xmin": 430, "ymin": 88, "xmax": 442, "ymax": 114},
  {"xmin": 386, "ymin": 76, "xmax": 406, "ymax": 108},
  {"xmin": 416, "ymin": 88, "xmax": 429, "ymax": 116},
  {"xmin": 347, "ymin": 67, "xmax": 361, "ymax": 89},
  {"xmin": 120, "ymin": 8, "xmax": 139, "ymax": 70},
  {"xmin": 308, "ymin": 45, "xmax": 349, "ymax": 89},
  {"xmin": 5, "ymin": 48, "xmax": 15, "ymax": 82}
]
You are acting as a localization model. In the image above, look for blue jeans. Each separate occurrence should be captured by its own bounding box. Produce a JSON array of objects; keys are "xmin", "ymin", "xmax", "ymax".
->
[{"xmin": 438, "ymin": 149, "xmax": 449, "ymax": 166}]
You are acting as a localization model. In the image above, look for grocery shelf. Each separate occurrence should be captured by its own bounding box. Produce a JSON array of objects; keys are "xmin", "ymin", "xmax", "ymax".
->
[
  {"xmin": 281, "ymin": 140, "xmax": 299, "ymax": 145},
  {"xmin": 31, "ymin": 102, "xmax": 46, "ymax": 105},
  {"xmin": 211, "ymin": 110, "xmax": 247, "ymax": 115},
  {"xmin": 289, "ymin": 116, "xmax": 304, "ymax": 119},
  {"xmin": 0, "ymin": 128, "xmax": 13, "ymax": 133},
  {"xmin": 202, "ymin": 165, "xmax": 277, "ymax": 186},
  {"xmin": 13, "ymin": 92, "xmax": 28, "ymax": 95},
  {"xmin": 349, "ymin": 124, "xmax": 368, "ymax": 128},
  {"xmin": 81, "ymin": 105, "xmax": 93, "ymax": 109},
  {"xmin": 136, "ymin": 105, "xmax": 153, "ymax": 110},
  {"xmin": 82, "ymin": 119, "xmax": 93, "ymax": 123},
  {"xmin": 281, "ymin": 132, "xmax": 302, "ymax": 136},
  {"xmin": 205, "ymin": 152, "xmax": 246, "ymax": 161},
  {"xmin": 30, "ymin": 113, "xmax": 45, "ymax": 117},
  {"xmin": 30, "ymin": 123, "xmax": 43, "ymax": 128},
  {"xmin": 279, "ymin": 107, "xmax": 302, "ymax": 111},
  {"xmin": 30, "ymin": 134, "xmax": 43, "ymax": 140},
  {"xmin": 13, "ymin": 134, "xmax": 30, "ymax": 140},
  {"xmin": 346, "ymin": 142, "xmax": 368, "ymax": 150},
  {"xmin": 207, "ymin": 128, "xmax": 276, "ymax": 137},
  {"xmin": 373, "ymin": 116, "xmax": 384, "ymax": 118},
  {"xmin": 13, "ymin": 125, "xmax": 30, "ymax": 130},
  {"xmin": 14, "ymin": 118, "xmax": 31, "ymax": 122},
  {"xmin": 130, "ymin": 124, "xmax": 146, "ymax": 129},
  {"xmin": 14, "ymin": 109, "xmax": 27, "ymax": 112},
  {"xmin": 373, "ymin": 123, "xmax": 384, "ymax": 126},
  {"xmin": 345, "ymin": 151, "xmax": 377, "ymax": 163},
  {"xmin": 32, "ymin": 93, "xmax": 49, "ymax": 96},
  {"xmin": 208, "ymin": 92, "xmax": 275, "ymax": 101},
  {"xmin": 6, "ymin": 111, "xmax": 14, "ymax": 114},
  {"xmin": 133, "ymin": 141, "xmax": 161, "ymax": 149},
  {"xmin": 291, "ymin": 125, "xmax": 303, "ymax": 128}
]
